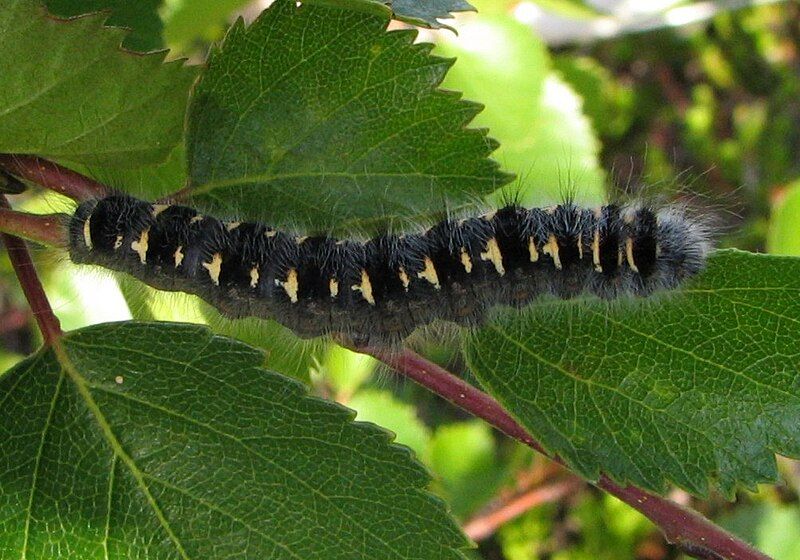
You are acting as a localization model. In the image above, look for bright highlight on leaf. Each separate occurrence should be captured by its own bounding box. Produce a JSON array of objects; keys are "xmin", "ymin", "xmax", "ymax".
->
[
  {"xmin": 466, "ymin": 250, "xmax": 800, "ymax": 497},
  {"xmin": 186, "ymin": 0, "xmax": 510, "ymax": 228},
  {"xmin": 0, "ymin": 323, "xmax": 469, "ymax": 559},
  {"xmin": 0, "ymin": 1, "xmax": 195, "ymax": 167}
]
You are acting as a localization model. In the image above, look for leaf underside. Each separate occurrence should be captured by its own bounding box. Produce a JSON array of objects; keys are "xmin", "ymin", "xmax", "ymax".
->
[
  {"xmin": 186, "ymin": 0, "xmax": 510, "ymax": 230},
  {"xmin": 466, "ymin": 249, "xmax": 800, "ymax": 497},
  {"xmin": 0, "ymin": 322, "xmax": 468, "ymax": 559}
]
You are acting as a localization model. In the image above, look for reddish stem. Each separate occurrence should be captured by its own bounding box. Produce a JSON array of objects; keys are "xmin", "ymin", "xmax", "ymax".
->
[
  {"xmin": 0, "ymin": 154, "xmax": 107, "ymax": 201},
  {"xmin": 464, "ymin": 478, "xmax": 582, "ymax": 541},
  {"xmin": 0, "ymin": 208, "xmax": 68, "ymax": 247},
  {"xmin": 362, "ymin": 347, "xmax": 769, "ymax": 560},
  {"xmin": 0, "ymin": 197, "xmax": 62, "ymax": 344}
]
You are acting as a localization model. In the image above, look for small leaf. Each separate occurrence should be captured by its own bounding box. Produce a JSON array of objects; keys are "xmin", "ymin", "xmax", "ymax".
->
[
  {"xmin": 0, "ymin": 322, "xmax": 469, "ymax": 559},
  {"xmin": 305, "ymin": 0, "xmax": 475, "ymax": 30},
  {"xmin": 389, "ymin": 0, "xmax": 475, "ymax": 29},
  {"xmin": 465, "ymin": 250, "xmax": 800, "ymax": 496},
  {"xmin": 768, "ymin": 180, "xmax": 800, "ymax": 255},
  {"xmin": 186, "ymin": 0, "xmax": 510, "ymax": 229},
  {"xmin": 44, "ymin": 0, "xmax": 165, "ymax": 52},
  {"xmin": 0, "ymin": 1, "xmax": 196, "ymax": 167}
]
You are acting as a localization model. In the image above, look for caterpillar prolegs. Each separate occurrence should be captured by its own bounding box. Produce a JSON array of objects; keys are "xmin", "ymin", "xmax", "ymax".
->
[{"xmin": 68, "ymin": 195, "xmax": 710, "ymax": 344}]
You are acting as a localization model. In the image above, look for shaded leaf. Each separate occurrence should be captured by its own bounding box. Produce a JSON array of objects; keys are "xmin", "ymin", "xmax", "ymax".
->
[
  {"xmin": 186, "ymin": 0, "xmax": 510, "ymax": 229},
  {"xmin": 389, "ymin": 0, "xmax": 475, "ymax": 29},
  {"xmin": 465, "ymin": 250, "xmax": 800, "ymax": 496},
  {"xmin": 0, "ymin": 1, "xmax": 196, "ymax": 167},
  {"xmin": 0, "ymin": 322, "xmax": 469, "ymax": 559},
  {"xmin": 44, "ymin": 0, "xmax": 164, "ymax": 52}
]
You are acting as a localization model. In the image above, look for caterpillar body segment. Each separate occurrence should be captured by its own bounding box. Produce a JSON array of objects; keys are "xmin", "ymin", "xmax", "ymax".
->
[{"xmin": 69, "ymin": 195, "xmax": 710, "ymax": 344}]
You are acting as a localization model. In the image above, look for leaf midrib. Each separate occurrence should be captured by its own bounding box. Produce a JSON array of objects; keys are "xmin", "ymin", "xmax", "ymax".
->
[{"xmin": 51, "ymin": 340, "xmax": 192, "ymax": 560}]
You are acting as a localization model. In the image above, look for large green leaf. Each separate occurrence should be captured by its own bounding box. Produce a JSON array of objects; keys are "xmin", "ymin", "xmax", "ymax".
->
[
  {"xmin": 0, "ymin": 0, "xmax": 195, "ymax": 167},
  {"xmin": 44, "ymin": 0, "xmax": 164, "ymax": 52},
  {"xmin": 186, "ymin": 0, "xmax": 510, "ymax": 229},
  {"xmin": 465, "ymin": 250, "xmax": 800, "ymax": 496},
  {"xmin": 0, "ymin": 322, "xmax": 468, "ymax": 559}
]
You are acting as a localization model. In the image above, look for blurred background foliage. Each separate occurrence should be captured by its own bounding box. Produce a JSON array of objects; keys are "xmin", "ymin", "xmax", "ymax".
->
[{"xmin": 3, "ymin": 0, "xmax": 800, "ymax": 558}]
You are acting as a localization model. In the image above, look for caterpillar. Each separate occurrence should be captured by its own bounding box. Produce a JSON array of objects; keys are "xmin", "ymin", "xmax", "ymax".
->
[{"xmin": 68, "ymin": 194, "xmax": 711, "ymax": 344}]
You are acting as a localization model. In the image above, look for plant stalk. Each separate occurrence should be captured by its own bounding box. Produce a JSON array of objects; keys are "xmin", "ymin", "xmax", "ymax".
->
[{"xmin": 362, "ymin": 346, "xmax": 770, "ymax": 560}]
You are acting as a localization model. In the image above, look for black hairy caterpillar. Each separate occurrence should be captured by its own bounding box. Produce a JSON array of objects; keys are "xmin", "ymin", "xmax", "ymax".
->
[{"xmin": 68, "ymin": 194, "xmax": 710, "ymax": 344}]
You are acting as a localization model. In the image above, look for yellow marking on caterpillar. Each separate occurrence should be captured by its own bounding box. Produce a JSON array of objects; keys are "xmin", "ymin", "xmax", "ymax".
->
[
  {"xmin": 655, "ymin": 244, "xmax": 662, "ymax": 258},
  {"xmin": 83, "ymin": 218, "xmax": 92, "ymax": 249},
  {"xmin": 131, "ymin": 229, "xmax": 150, "ymax": 264},
  {"xmin": 265, "ymin": 229, "xmax": 277, "ymax": 238},
  {"xmin": 592, "ymin": 231, "xmax": 602, "ymax": 272},
  {"xmin": 593, "ymin": 207, "xmax": 603, "ymax": 218},
  {"xmin": 351, "ymin": 269, "xmax": 376, "ymax": 305},
  {"xmin": 189, "ymin": 215, "xmax": 204, "ymax": 225},
  {"xmin": 460, "ymin": 248, "xmax": 473, "ymax": 273},
  {"xmin": 225, "ymin": 222, "xmax": 241, "ymax": 231},
  {"xmin": 625, "ymin": 238, "xmax": 639, "ymax": 273},
  {"xmin": 577, "ymin": 237, "xmax": 584, "ymax": 260},
  {"xmin": 275, "ymin": 268, "xmax": 299, "ymax": 303},
  {"xmin": 329, "ymin": 278, "xmax": 339, "ymax": 298},
  {"xmin": 202, "ymin": 252, "xmax": 223, "ymax": 285},
  {"xmin": 113, "ymin": 235, "xmax": 123, "ymax": 250},
  {"xmin": 174, "ymin": 246, "xmax": 184, "ymax": 268},
  {"xmin": 481, "ymin": 210, "xmax": 496, "ymax": 221},
  {"xmin": 480, "ymin": 238, "xmax": 505, "ymax": 276},
  {"xmin": 152, "ymin": 204, "xmax": 170, "ymax": 217},
  {"xmin": 398, "ymin": 267, "xmax": 410, "ymax": 291},
  {"xmin": 528, "ymin": 237, "xmax": 539, "ymax": 262},
  {"xmin": 296, "ymin": 236, "xmax": 308, "ymax": 244},
  {"xmin": 249, "ymin": 266, "xmax": 259, "ymax": 288},
  {"xmin": 618, "ymin": 248, "xmax": 624, "ymax": 266},
  {"xmin": 417, "ymin": 257, "xmax": 441, "ymax": 289},
  {"xmin": 542, "ymin": 235, "xmax": 562, "ymax": 270}
]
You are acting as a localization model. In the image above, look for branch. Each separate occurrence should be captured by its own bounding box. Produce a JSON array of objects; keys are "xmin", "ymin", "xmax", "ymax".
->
[
  {"xmin": 0, "ymin": 196, "xmax": 62, "ymax": 345},
  {"xmin": 0, "ymin": 154, "xmax": 107, "ymax": 201},
  {"xmin": 463, "ymin": 477, "xmax": 582, "ymax": 541},
  {"xmin": 361, "ymin": 346, "xmax": 769, "ymax": 560},
  {"xmin": 0, "ymin": 208, "xmax": 68, "ymax": 247}
]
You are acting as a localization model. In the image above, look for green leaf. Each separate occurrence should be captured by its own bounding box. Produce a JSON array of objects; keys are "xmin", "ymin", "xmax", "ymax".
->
[
  {"xmin": 436, "ymin": 12, "xmax": 605, "ymax": 206},
  {"xmin": 304, "ymin": 0, "xmax": 474, "ymax": 30},
  {"xmin": 768, "ymin": 180, "xmax": 800, "ymax": 255},
  {"xmin": 349, "ymin": 388, "xmax": 431, "ymax": 460},
  {"xmin": 163, "ymin": 0, "xmax": 252, "ymax": 52},
  {"xmin": 0, "ymin": 0, "xmax": 196, "ymax": 167},
  {"xmin": 322, "ymin": 344, "xmax": 377, "ymax": 397},
  {"xmin": 430, "ymin": 421, "xmax": 502, "ymax": 519},
  {"xmin": 186, "ymin": 0, "xmax": 510, "ymax": 229},
  {"xmin": 44, "ymin": 0, "xmax": 165, "ymax": 52},
  {"xmin": 465, "ymin": 250, "xmax": 800, "ymax": 496},
  {"xmin": 0, "ymin": 322, "xmax": 469, "ymax": 559},
  {"xmin": 720, "ymin": 503, "xmax": 800, "ymax": 560},
  {"xmin": 388, "ymin": 0, "xmax": 475, "ymax": 29}
]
